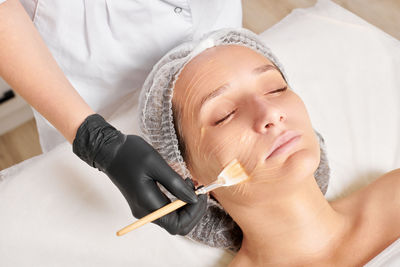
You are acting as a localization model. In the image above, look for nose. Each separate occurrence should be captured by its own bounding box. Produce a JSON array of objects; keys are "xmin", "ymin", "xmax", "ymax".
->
[{"xmin": 252, "ymin": 98, "xmax": 286, "ymax": 134}]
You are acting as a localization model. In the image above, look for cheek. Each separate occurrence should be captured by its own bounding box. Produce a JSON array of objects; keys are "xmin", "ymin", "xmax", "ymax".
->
[
  {"xmin": 284, "ymin": 91, "xmax": 310, "ymax": 125},
  {"xmin": 289, "ymin": 93, "xmax": 320, "ymax": 160},
  {"xmin": 187, "ymin": 124, "xmax": 261, "ymax": 186}
]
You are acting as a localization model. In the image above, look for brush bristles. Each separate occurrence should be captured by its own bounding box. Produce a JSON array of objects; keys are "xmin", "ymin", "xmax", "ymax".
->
[{"xmin": 218, "ymin": 159, "xmax": 249, "ymax": 186}]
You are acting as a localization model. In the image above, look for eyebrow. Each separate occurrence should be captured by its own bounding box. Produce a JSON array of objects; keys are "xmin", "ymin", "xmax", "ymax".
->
[{"xmin": 199, "ymin": 64, "xmax": 279, "ymax": 110}]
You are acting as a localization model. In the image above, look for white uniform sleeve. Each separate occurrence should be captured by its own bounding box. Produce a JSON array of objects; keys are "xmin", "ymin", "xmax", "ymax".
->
[
  {"xmin": 18, "ymin": 0, "xmax": 38, "ymax": 20},
  {"xmin": 0, "ymin": 0, "xmax": 6, "ymax": 5}
]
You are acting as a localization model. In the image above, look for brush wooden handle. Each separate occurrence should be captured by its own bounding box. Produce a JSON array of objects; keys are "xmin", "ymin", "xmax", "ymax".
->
[
  {"xmin": 117, "ymin": 159, "xmax": 246, "ymax": 236},
  {"xmin": 117, "ymin": 199, "xmax": 187, "ymax": 236}
]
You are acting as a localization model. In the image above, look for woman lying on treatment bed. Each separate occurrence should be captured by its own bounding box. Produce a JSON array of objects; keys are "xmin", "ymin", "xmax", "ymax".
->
[{"xmin": 138, "ymin": 28, "xmax": 400, "ymax": 266}]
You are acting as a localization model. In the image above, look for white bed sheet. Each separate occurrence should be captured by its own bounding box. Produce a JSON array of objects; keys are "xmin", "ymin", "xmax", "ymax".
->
[{"xmin": 1, "ymin": 0, "xmax": 399, "ymax": 266}]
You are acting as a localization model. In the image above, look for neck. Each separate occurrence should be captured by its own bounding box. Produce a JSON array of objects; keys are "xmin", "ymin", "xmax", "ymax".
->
[{"xmin": 219, "ymin": 176, "xmax": 348, "ymax": 265}]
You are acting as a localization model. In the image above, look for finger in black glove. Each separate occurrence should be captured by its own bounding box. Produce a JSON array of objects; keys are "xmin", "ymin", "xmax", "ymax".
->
[{"xmin": 73, "ymin": 114, "xmax": 207, "ymax": 235}]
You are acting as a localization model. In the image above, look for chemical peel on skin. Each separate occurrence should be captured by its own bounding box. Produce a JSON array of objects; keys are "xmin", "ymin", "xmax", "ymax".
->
[{"xmin": 172, "ymin": 45, "xmax": 321, "ymax": 203}]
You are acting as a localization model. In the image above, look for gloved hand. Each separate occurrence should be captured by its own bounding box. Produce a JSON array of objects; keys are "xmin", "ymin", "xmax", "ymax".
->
[{"xmin": 73, "ymin": 114, "xmax": 207, "ymax": 235}]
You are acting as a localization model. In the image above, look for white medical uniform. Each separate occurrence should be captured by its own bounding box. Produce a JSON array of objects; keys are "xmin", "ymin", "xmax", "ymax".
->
[{"xmin": 6, "ymin": 0, "xmax": 242, "ymax": 152}]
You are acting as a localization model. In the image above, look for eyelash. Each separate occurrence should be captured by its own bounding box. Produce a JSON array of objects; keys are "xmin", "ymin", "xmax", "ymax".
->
[
  {"xmin": 214, "ymin": 109, "xmax": 237, "ymax": 126},
  {"xmin": 214, "ymin": 86, "xmax": 288, "ymax": 126},
  {"xmin": 265, "ymin": 86, "xmax": 287, "ymax": 95}
]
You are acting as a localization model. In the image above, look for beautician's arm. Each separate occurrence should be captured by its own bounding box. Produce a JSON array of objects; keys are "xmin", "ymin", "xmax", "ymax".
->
[
  {"xmin": 0, "ymin": 0, "xmax": 207, "ymax": 235},
  {"xmin": 0, "ymin": 0, "xmax": 93, "ymax": 142}
]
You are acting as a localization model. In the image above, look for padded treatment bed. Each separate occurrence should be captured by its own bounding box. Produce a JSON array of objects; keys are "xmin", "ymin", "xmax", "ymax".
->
[{"xmin": 1, "ymin": 0, "xmax": 399, "ymax": 266}]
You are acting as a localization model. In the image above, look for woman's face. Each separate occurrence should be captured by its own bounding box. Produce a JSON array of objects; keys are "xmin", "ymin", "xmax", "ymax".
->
[{"xmin": 173, "ymin": 45, "xmax": 320, "ymax": 203}]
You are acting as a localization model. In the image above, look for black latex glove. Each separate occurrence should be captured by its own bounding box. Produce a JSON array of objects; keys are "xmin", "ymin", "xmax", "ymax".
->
[{"xmin": 73, "ymin": 114, "xmax": 207, "ymax": 235}]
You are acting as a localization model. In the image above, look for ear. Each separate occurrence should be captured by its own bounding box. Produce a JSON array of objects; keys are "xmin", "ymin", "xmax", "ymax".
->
[
  {"xmin": 188, "ymin": 171, "xmax": 200, "ymax": 187},
  {"xmin": 192, "ymin": 179, "xmax": 200, "ymax": 187}
]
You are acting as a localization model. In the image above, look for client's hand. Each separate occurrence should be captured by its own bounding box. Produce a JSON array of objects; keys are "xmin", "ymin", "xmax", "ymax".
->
[{"xmin": 72, "ymin": 114, "xmax": 207, "ymax": 235}]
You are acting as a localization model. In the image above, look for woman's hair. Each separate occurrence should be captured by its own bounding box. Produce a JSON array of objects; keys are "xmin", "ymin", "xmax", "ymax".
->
[{"xmin": 138, "ymin": 28, "xmax": 330, "ymax": 250}]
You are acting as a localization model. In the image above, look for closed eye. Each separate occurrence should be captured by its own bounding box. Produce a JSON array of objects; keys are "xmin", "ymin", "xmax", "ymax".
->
[
  {"xmin": 213, "ymin": 86, "xmax": 287, "ymax": 126},
  {"xmin": 266, "ymin": 86, "xmax": 288, "ymax": 95},
  {"xmin": 214, "ymin": 109, "xmax": 237, "ymax": 126}
]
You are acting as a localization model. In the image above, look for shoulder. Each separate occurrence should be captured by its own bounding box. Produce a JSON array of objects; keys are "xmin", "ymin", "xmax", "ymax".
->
[
  {"xmin": 333, "ymin": 168, "xmax": 400, "ymax": 205},
  {"xmin": 228, "ymin": 249, "xmax": 254, "ymax": 267},
  {"xmin": 353, "ymin": 169, "xmax": 400, "ymax": 233},
  {"xmin": 366, "ymin": 168, "xmax": 400, "ymax": 209},
  {"xmin": 333, "ymin": 169, "xmax": 400, "ymax": 231},
  {"xmin": 331, "ymin": 169, "xmax": 400, "ymax": 263}
]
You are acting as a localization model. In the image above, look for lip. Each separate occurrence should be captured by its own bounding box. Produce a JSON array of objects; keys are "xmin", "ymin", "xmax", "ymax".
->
[{"xmin": 265, "ymin": 131, "xmax": 301, "ymax": 160}]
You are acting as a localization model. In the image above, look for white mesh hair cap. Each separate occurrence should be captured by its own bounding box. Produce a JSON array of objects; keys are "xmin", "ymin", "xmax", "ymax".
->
[{"xmin": 138, "ymin": 28, "xmax": 330, "ymax": 251}]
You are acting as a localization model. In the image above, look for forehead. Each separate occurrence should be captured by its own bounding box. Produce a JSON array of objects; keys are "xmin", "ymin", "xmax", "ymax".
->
[
  {"xmin": 173, "ymin": 45, "xmax": 273, "ymax": 110},
  {"xmin": 184, "ymin": 44, "xmax": 269, "ymax": 74}
]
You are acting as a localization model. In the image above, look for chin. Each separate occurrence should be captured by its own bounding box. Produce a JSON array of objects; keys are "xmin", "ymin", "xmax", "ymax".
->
[
  {"xmin": 285, "ymin": 148, "xmax": 320, "ymax": 178},
  {"xmin": 219, "ymin": 149, "xmax": 321, "ymax": 204}
]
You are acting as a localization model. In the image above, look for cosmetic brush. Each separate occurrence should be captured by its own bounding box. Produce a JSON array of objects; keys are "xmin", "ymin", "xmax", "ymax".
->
[{"xmin": 116, "ymin": 158, "xmax": 248, "ymax": 236}]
